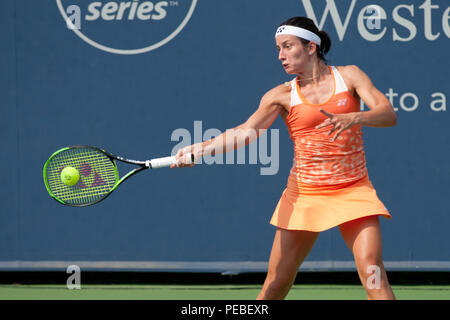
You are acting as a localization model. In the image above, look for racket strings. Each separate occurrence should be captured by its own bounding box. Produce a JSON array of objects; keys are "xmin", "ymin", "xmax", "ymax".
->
[{"xmin": 45, "ymin": 148, "xmax": 118, "ymax": 205}]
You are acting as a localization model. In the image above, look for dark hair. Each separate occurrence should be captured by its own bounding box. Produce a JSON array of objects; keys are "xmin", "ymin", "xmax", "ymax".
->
[{"xmin": 279, "ymin": 17, "xmax": 331, "ymax": 63}]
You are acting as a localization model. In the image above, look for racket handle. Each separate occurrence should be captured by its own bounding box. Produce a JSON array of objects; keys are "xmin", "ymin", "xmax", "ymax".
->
[{"xmin": 147, "ymin": 153, "xmax": 194, "ymax": 169}]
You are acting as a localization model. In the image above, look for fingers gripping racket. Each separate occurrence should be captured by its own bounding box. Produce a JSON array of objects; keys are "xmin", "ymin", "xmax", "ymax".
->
[{"xmin": 43, "ymin": 145, "xmax": 193, "ymax": 207}]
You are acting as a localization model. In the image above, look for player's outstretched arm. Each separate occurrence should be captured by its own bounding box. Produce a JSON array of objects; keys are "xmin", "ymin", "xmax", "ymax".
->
[{"xmin": 171, "ymin": 84, "xmax": 288, "ymax": 168}]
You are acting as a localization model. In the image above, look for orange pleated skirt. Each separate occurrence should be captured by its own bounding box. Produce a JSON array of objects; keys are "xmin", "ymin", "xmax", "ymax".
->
[{"xmin": 270, "ymin": 174, "xmax": 391, "ymax": 232}]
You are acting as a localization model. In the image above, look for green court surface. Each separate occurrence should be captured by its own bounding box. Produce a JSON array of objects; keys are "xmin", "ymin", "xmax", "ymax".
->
[{"xmin": 0, "ymin": 284, "xmax": 449, "ymax": 300}]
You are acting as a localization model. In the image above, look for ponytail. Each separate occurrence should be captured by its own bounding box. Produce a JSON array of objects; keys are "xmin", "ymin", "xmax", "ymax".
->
[{"xmin": 318, "ymin": 30, "xmax": 331, "ymax": 63}]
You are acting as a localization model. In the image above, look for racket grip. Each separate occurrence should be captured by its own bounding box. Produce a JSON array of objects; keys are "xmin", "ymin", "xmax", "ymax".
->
[
  {"xmin": 147, "ymin": 153, "xmax": 194, "ymax": 169},
  {"xmin": 147, "ymin": 156, "xmax": 176, "ymax": 169}
]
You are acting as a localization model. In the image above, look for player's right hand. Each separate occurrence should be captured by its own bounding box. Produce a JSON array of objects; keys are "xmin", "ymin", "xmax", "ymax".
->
[{"xmin": 171, "ymin": 143, "xmax": 203, "ymax": 168}]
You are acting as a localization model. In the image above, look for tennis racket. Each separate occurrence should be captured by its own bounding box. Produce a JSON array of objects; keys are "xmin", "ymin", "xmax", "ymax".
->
[{"xmin": 43, "ymin": 145, "xmax": 193, "ymax": 207}]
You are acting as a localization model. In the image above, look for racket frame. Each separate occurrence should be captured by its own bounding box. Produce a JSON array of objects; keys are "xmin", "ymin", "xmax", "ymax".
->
[{"xmin": 43, "ymin": 145, "xmax": 173, "ymax": 207}]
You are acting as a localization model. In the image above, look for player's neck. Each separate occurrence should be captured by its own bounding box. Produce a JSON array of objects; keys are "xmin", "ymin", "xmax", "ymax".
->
[{"xmin": 297, "ymin": 61, "xmax": 328, "ymax": 86}]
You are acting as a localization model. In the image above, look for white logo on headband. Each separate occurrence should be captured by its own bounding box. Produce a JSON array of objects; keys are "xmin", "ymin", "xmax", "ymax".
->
[{"xmin": 275, "ymin": 25, "xmax": 321, "ymax": 46}]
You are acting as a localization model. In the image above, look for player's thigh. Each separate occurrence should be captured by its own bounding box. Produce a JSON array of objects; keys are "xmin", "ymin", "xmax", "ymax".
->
[
  {"xmin": 267, "ymin": 228, "xmax": 319, "ymax": 279},
  {"xmin": 339, "ymin": 216, "xmax": 384, "ymax": 266}
]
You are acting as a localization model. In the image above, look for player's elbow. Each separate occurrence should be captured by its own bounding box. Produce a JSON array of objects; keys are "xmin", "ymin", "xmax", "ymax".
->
[
  {"xmin": 387, "ymin": 106, "xmax": 397, "ymax": 127},
  {"xmin": 391, "ymin": 113, "xmax": 397, "ymax": 127},
  {"xmin": 377, "ymin": 103, "xmax": 397, "ymax": 127}
]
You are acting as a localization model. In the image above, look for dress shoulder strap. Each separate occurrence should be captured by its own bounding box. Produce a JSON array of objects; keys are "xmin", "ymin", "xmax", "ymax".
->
[
  {"xmin": 331, "ymin": 66, "xmax": 349, "ymax": 94},
  {"xmin": 290, "ymin": 78, "xmax": 303, "ymax": 106}
]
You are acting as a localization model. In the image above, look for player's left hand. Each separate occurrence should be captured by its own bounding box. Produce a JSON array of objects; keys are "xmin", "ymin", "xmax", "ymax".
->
[{"xmin": 315, "ymin": 109, "xmax": 359, "ymax": 142}]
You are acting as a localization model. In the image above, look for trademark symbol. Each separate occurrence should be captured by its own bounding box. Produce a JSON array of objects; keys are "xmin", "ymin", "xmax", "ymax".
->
[{"xmin": 170, "ymin": 1, "xmax": 179, "ymax": 6}]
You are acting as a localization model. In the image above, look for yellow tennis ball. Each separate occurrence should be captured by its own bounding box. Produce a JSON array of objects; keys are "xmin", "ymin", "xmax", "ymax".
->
[{"xmin": 61, "ymin": 166, "xmax": 80, "ymax": 186}]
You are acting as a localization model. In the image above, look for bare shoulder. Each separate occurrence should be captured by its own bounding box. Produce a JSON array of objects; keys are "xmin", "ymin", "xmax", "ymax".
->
[
  {"xmin": 336, "ymin": 65, "xmax": 371, "ymax": 89},
  {"xmin": 265, "ymin": 82, "xmax": 291, "ymax": 111},
  {"xmin": 336, "ymin": 65, "xmax": 390, "ymax": 109},
  {"xmin": 260, "ymin": 82, "xmax": 291, "ymax": 110},
  {"xmin": 263, "ymin": 82, "xmax": 291, "ymax": 103},
  {"xmin": 264, "ymin": 82, "xmax": 291, "ymax": 99}
]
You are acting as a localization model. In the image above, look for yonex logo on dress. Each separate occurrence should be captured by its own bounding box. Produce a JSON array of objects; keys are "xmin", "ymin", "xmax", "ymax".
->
[
  {"xmin": 56, "ymin": 0, "xmax": 198, "ymax": 55},
  {"xmin": 337, "ymin": 99, "xmax": 348, "ymax": 106}
]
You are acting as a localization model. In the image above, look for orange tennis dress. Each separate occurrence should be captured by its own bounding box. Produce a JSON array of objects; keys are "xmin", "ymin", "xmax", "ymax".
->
[{"xmin": 270, "ymin": 66, "xmax": 391, "ymax": 232}]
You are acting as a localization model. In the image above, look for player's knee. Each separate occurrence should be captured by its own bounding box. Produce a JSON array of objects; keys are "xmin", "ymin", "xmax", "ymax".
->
[
  {"xmin": 357, "ymin": 256, "xmax": 388, "ymax": 288},
  {"xmin": 356, "ymin": 250, "xmax": 382, "ymax": 271},
  {"xmin": 263, "ymin": 273, "xmax": 294, "ymax": 297},
  {"xmin": 355, "ymin": 254, "xmax": 384, "ymax": 282}
]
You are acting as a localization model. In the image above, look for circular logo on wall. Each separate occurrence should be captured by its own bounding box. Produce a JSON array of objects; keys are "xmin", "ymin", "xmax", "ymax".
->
[{"xmin": 56, "ymin": 0, "xmax": 197, "ymax": 55}]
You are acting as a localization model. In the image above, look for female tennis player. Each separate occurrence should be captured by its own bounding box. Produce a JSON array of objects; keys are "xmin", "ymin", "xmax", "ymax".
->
[{"xmin": 172, "ymin": 16, "xmax": 397, "ymax": 300}]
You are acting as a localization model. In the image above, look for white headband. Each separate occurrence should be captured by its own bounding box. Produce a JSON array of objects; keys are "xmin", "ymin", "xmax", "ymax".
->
[{"xmin": 275, "ymin": 25, "xmax": 321, "ymax": 46}]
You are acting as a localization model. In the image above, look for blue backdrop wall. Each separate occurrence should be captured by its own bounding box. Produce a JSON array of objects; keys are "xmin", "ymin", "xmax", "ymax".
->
[{"xmin": 1, "ymin": 0, "xmax": 449, "ymax": 272}]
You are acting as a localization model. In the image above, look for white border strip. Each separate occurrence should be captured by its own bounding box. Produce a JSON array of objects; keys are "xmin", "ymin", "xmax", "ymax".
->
[{"xmin": 1, "ymin": 261, "xmax": 450, "ymax": 272}]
